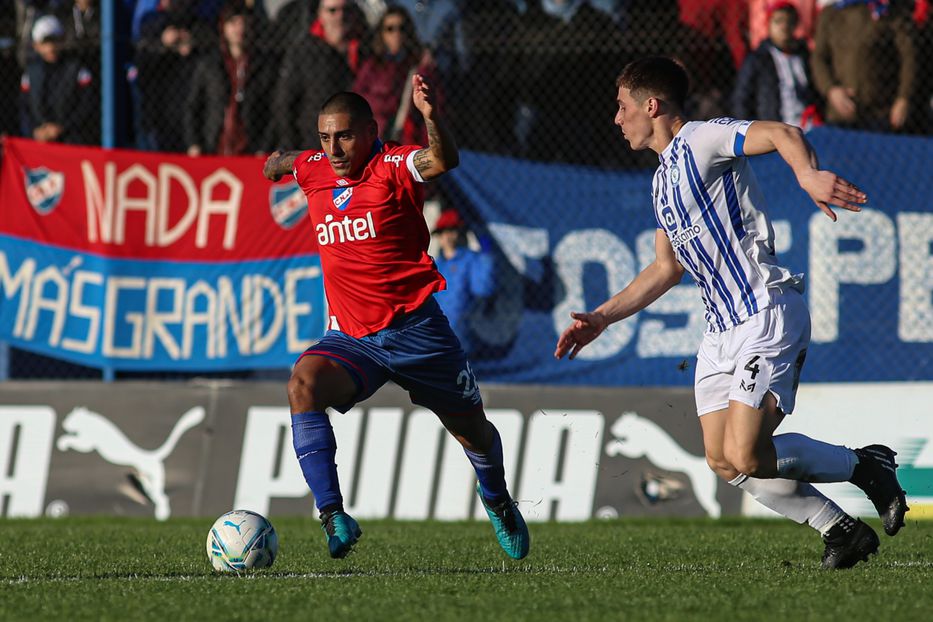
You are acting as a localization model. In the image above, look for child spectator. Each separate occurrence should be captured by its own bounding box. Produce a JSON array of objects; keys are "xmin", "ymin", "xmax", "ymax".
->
[{"xmin": 732, "ymin": 2, "xmax": 819, "ymax": 128}]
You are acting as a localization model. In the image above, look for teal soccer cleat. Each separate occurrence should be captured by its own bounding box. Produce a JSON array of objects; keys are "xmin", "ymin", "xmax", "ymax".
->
[
  {"xmin": 476, "ymin": 483, "xmax": 530, "ymax": 560},
  {"xmin": 319, "ymin": 510, "xmax": 362, "ymax": 559}
]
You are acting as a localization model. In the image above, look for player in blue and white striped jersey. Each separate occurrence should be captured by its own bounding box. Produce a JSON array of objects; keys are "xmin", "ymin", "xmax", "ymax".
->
[
  {"xmin": 555, "ymin": 57, "xmax": 907, "ymax": 569},
  {"xmin": 651, "ymin": 116, "xmax": 798, "ymax": 334}
]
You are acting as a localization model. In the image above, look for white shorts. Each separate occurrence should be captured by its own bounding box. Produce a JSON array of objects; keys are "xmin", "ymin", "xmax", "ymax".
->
[{"xmin": 694, "ymin": 288, "xmax": 810, "ymax": 416}]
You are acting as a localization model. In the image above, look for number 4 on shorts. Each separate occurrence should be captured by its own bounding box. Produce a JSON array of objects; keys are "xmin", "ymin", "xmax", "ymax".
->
[{"xmin": 744, "ymin": 356, "xmax": 761, "ymax": 380}]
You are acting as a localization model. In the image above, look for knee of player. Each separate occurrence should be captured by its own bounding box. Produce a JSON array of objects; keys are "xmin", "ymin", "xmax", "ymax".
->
[
  {"xmin": 287, "ymin": 370, "xmax": 331, "ymax": 411},
  {"xmin": 705, "ymin": 453, "xmax": 739, "ymax": 481},
  {"xmin": 438, "ymin": 408, "xmax": 492, "ymax": 452},
  {"xmin": 731, "ymin": 456, "xmax": 768, "ymax": 478},
  {"xmin": 722, "ymin": 445, "xmax": 764, "ymax": 478}
]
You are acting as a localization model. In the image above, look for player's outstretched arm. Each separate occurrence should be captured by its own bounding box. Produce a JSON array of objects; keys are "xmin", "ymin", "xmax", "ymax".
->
[
  {"xmin": 555, "ymin": 231, "xmax": 684, "ymax": 360},
  {"xmin": 742, "ymin": 121, "xmax": 867, "ymax": 221},
  {"xmin": 263, "ymin": 150, "xmax": 303, "ymax": 182},
  {"xmin": 410, "ymin": 74, "xmax": 458, "ymax": 181}
]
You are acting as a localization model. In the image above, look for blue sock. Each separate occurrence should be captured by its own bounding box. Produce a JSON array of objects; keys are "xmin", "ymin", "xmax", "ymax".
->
[
  {"xmin": 291, "ymin": 411, "xmax": 343, "ymax": 513},
  {"xmin": 464, "ymin": 422, "xmax": 509, "ymax": 504},
  {"xmin": 773, "ymin": 433, "xmax": 857, "ymax": 483}
]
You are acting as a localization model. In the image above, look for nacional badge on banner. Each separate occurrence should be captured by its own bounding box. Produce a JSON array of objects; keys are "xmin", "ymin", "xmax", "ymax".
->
[
  {"xmin": 270, "ymin": 182, "xmax": 308, "ymax": 230},
  {"xmin": 24, "ymin": 166, "xmax": 65, "ymax": 215}
]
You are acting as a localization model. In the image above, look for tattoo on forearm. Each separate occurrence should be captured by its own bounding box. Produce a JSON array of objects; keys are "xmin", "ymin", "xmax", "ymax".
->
[
  {"xmin": 283, "ymin": 151, "xmax": 300, "ymax": 172},
  {"xmin": 413, "ymin": 149, "xmax": 431, "ymax": 172},
  {"xmin": 270, "ymin": 154, "xmax": 283, "ymax": 175},
  {"xmin": 272, "ymin": 151, "xmax": 301, "ymax": 176},
  {"xmin": 414, "ymin": 121, "xmax": 444, "ymax": 173}
]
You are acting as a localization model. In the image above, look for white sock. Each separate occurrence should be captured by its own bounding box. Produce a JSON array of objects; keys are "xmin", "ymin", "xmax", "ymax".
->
[
  {"xmin": 729, "ymin": 474, "xmax": 847, "ymax": 534},
  {"xmin": 773, "ymin": 433, "xmax": 857, "ymax": 483}
]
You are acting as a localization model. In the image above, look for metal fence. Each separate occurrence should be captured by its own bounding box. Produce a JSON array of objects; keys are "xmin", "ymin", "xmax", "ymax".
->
[{"xmin": 2, "ymin": 0, "xmax": 932, "ymax": 380}]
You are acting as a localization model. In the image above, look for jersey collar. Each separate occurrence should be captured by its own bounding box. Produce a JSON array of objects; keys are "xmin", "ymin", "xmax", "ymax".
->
[{"xmin": 337, "ymin": 139, "xmax": 384, "ymax": 185}]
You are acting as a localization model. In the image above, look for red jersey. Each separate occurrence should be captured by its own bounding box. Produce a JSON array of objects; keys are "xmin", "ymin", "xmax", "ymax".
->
[{"xmin": 293, "ymin": 141, "xmax": 446, "ymax": 338}]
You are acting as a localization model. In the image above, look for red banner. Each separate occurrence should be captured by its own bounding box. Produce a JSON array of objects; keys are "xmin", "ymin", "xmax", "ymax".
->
[
  {"xmin": 0, "ymin": 139, "xmax": 325, "ymax": 371},
  {"xmin": 0, "ymin": 138, "xmax": 315, "ymax": 260}
]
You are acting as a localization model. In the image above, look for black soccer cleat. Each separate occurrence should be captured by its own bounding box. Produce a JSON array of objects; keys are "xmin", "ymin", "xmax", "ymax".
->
[
  {"xmin": 821, "ymin": 517, "xmax": 879, "ymax": 570},
  {"xmin": 850, "ymin": 444, "xmax": 909, "ymax": 536}
]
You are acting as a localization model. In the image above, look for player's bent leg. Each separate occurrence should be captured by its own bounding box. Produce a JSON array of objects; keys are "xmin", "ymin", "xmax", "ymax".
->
[
  {"xmin": 721, "ymin": 395, "xmax": 785, "ymax": 478},
  {"xmin": 724, "ymin": 393, "xmax": 859, "ymax": 484},
  {"xmin": 702, "ymin": 408, "xmax": 877, "ymax": 568},
  {"xmin": 436, "ymin": 405, "xmax": 494, "ymax": 453},
  {"xmin": 437, "ymin": 407, "xmax": 530, "ymax": 560},
  {"xmin": 699, "ymin": 409, "xmax": 741, "ymax": 481},
  {"xmin": 703, "ymin": 409, "xmax": 851, "ymax": 531},
  {"xmin": 289, "ymin": 355, "xmax": 363, "ymax": 558},
  {"xmin": 438, "ymin": 409, "xmax": 508, "ymax": 502},
  {"xmin": 287, "ymin": 354, "xmax": 359, "ymax": 413}
]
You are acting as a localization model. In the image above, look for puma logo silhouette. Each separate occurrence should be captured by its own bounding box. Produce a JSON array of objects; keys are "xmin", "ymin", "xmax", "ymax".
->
[
  {"xmin": 56, "ymin": 406, "xmax": 206, "ymax": 520},
  {"xmin": 224, "ymin": 520, "xmax": 245, "ymax": 534},
  {"xmin": 605, "ymin": 412, "xmax": 721, "ymax": 518}
]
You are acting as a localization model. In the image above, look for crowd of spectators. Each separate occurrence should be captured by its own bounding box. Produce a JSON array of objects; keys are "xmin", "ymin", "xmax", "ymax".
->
[{"xmin": 2, "ymin": 0, "xmax": 932, "ymax": 167}]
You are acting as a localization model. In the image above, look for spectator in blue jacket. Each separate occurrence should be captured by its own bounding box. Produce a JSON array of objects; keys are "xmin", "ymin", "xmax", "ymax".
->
[
  {"xmin": 432, "ymin": 209, "xmax": 495, "ymax": 357},
  {"xmin": 731, "ymin": 1, "xmax": 819, "ymax": 128}
]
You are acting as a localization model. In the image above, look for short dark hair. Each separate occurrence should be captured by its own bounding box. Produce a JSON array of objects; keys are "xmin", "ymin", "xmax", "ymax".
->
[
  {"xmin": 616, "ymin": 57, "xmax": 689, "ymax": 111},
  {"xmin": 769, "ymin": 1, "xmax": 800, "ymax": 23},
  {"xmin": 320, "ymin": 92, "xmax": 374, "ymax": 124}
]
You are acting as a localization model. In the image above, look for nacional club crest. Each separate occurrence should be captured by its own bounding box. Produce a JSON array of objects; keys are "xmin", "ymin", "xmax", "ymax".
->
[
  {"xmin": 24, "ymin": 166, "xmax": 65, "ymax": 215},
  {"xmin": 332, "ymin": 187, "xmax": 353, "ymax": 210},
  {"xmin": 269, "ymin": 182, "xmax": 308, "ymax": 229}
]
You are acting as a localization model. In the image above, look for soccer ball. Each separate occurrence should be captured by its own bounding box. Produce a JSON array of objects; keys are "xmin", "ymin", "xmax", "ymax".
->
[{"xmin": 206, "ymin": 509, "xmax": 278, "ymax": 572}]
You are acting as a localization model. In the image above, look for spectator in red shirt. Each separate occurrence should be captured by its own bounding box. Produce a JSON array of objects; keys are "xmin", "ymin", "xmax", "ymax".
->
[{"xmin": 353, "ymin": 6, "xmax": 443, "ymax": 145}]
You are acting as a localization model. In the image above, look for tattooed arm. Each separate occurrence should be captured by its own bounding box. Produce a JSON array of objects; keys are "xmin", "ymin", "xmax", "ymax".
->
[
  {"xmin": 410, "ymin": 74, "xmax": 459, "ymax": 181},
  {"xmin": 262, "ymin": 150, "xmax": 303, "ymax": 182}
]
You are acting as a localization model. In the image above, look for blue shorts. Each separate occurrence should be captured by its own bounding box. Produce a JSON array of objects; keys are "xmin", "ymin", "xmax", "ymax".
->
[{"xmin": 297, "ymin": 297, "xmax": 483, "ymax": 414}]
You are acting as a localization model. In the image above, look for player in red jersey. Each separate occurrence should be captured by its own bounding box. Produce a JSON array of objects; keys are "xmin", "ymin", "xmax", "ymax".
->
[{"xmin": 262, "ymin": 75, "xmax": 529, "ymax": 560}]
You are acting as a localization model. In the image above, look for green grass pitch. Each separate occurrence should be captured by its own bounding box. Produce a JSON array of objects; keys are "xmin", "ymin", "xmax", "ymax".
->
[{"xmin": 1, "ymin": 517, "xmax": 931, "ymax": 621}]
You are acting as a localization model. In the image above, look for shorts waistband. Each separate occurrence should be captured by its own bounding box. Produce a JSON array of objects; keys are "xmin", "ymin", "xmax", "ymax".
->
[{"xmin": 375, "ymin": 296, "xmax": 440, "ymax": 335}]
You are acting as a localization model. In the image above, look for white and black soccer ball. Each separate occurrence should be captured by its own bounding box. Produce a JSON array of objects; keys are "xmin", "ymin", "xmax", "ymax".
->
[{"xmin": 206, "ymin": 509, "xmax": 278, "ymax": 572}]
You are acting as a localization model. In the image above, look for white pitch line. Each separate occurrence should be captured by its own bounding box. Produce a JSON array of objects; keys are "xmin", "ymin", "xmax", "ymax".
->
[
  {"xmin": 1, "ymin": 566, "xmax": 618, "ymax": 584},
  {"xmin": 4, "ymin": 560, "xmax": 931, "ymax": 585}
]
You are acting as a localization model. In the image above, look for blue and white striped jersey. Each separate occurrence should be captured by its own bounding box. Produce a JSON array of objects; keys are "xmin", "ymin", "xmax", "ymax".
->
[{"xmin": 652, "ymin": 118, "xmax": 801, "ymax": 333}]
